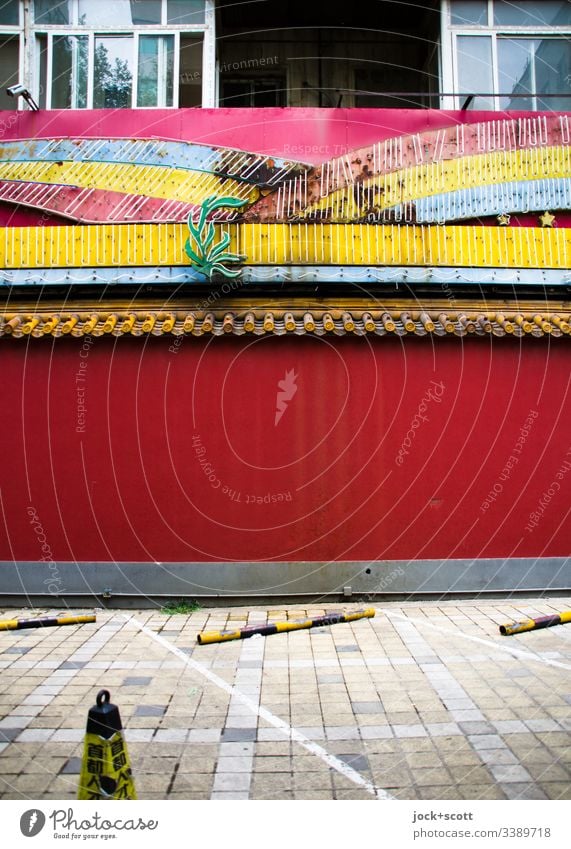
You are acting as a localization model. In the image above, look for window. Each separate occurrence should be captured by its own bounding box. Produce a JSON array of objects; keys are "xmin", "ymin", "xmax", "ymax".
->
[
  {"xmin": 443, "ymin": 0, "xmax": 571, "ymax": 110},
  {"xmin": 220, "ymin": 78, "xmax": 286, "ymax": 107},
  {"xmin": 0, "ymin": 1, "xmax": 20, "ymax": 110},
  {"xmin": 32, "ymin": 0, "xmax": 214, "ymax": 109}
]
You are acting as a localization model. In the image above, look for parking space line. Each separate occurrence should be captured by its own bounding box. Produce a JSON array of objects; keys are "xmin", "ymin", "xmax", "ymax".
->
[
  {"xmin": 125, "ymin": 614, "xmax": 394, "ymax": 800},
  {"xmin": 382, "ymin": 610, "xmax": 571, "ymax": 671}
]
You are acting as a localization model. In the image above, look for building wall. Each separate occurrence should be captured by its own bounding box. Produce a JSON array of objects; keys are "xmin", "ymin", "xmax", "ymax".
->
[{"xmin": 1, "ymin": 335, "xmax": 569, "ymax": 566}]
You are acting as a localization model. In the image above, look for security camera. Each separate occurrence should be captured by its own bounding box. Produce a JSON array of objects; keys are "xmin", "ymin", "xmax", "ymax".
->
[
  {"xmin": 6, "ymin": 84, "xmax": 28, "ymax": 98},
  {"xmin": 5, "ymin": 83, "xmax": 39, "ymax": 111}
]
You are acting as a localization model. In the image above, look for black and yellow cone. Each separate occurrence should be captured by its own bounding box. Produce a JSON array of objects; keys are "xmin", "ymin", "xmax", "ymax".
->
[
  {"xmin": 197, "ymin": 608, "xmax": 375, "ymax": 645},
  {"xmin": 78, "ymin": 689, "xmax": 137, "ymax": 800}
]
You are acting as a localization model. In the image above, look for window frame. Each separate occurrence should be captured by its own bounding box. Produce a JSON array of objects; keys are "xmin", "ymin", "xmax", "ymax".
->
[
  {"xmin": 441, "ymin": 0, "xmax": 571, "ymax": 110},
  {"xmin": 0, "ymin": 1, "xmax": 23, "ymax": 110},
  {"xmin": 29, "ymin": 0, "xmax": 215, "ymax": 109}
]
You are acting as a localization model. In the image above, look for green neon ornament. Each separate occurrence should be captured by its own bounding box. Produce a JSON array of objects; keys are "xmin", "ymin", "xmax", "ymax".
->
[{"xmin": 184, "ymin": 195, "xmax": 246, "ymax": 279}]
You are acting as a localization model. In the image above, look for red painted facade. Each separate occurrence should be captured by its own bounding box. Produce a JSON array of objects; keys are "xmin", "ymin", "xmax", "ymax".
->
[{"xmin": 2, "ymin": 336, "xmax": 569, "ymax": 564}]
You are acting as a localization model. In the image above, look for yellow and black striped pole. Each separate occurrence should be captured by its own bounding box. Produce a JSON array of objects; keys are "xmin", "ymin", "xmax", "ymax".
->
[
  {"xmin": 500, "ymin": 610, "xmax": 571, "ymax": 636},
  {"xmin": 197, "ymin": 608, "xmax": 375, "ymax": 645},
  {"xmin": 78, "ymin": 689, "xmax": 136, "ymax": 800},
  {"xmin": 0, "ymin": 614, "xmax": 96, "ymax": 632}
]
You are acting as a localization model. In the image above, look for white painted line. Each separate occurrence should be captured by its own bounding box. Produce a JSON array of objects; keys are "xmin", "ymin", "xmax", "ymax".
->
[
  {"xmin": 125, "ymin": 615, "xmax": 394, "ymax": 800},
  {"xmin": 382, "ymin": 610, "xmax": 571, "ymax": 672}
]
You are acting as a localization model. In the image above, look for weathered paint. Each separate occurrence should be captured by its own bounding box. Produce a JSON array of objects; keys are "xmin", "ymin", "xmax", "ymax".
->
[{"xmin": 1, "ymin": 221, "xmax": 569, "ymax": 270}]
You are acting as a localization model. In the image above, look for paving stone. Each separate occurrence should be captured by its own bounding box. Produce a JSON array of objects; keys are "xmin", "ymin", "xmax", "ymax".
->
[
  {"xmin": 221, "ymin": 728, "xmax": 257, "ymax": 743},
  {"xmin": 476, "ymin": 748, "xmax": 519, "ymax": 766},
  {"xmin": 123, "ymin": 677, "xmax": 153, "ymax": 686},
  {"xmin": 352, "ymin": 701, "xmax": 384, "ymax": 714},
  {"xmin": 317, "ymin": 675, "xmax": 343, "ymax": 684},
  {"xmin": 210, "ymin": 791, "xmax": 249, "ymax": 800},
  {"xmin": 217, "ymin": 756, "xmax": 253, "ymax": 773},
  {"xmin": 135, "ymin": 705, "xmax": 166, "ymax": 717},
  {"xmin": 3, "ymin": 647, "xmax": 30, "ymax": 655},
  {"xmin": 425, "ymin": 723, "xmax": 462, "ymax": 737},
  {"xmin": 525, "ymin": 719, "xmax": 559, "ymax": 732},
  {"xmin": 488, "ymin": 764, "xmax": 533, "ymax": 783},
  {"xmin": 16, "ymin": 729, "xmax": 54, "ymax": 742},
  {"xmin": 458, "ymin": 721, "xmax": 496, "ymax": 735},
  {"xmin": 501, "ymin": 783, "xmax": 548, "ymax": 800},
  {"xmin": 325, "ymin": 726, "xmax": 360, "ymax": 740},
  {"xmin": 336, "ymin": 753, "xmax": 370, "ymax": 772},
  {"xmin": 359, "ymin": 726, "xmax": 394, "ymax": 740},
  {"xmin": 60, "ymin": 757, "xmax": 82, "ymax": 774},
  {"xmin": 337, "ymin": 646, "xmax": 359, "ymax": 653},
  {"xmin": 154, "ymin": 729, "xmax": 187, "ymax": 743},
  {"xmin": 492, "ymin": 720, "xmax": 527, "ymax": 734},
  {"xmin": 392, "ymin": 724, "xmax": 428, "ymax": 738},
  {"xmin": 0, "ymin": 729, "xmax": 24, "ymax": 743},
  {"xmin": 468, "ymin": 734, "xmax": 507, "ymax": 750},
  {"xmin": 212, "ymin": 772, "xmax": 251, "ymax": 792},
  {"xmin": 58, "ymin": 662, "xmax": 87, "ymax": 669}
]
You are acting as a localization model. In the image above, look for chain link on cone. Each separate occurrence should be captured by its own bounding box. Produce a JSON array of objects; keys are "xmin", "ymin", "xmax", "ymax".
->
[
  {"xmin": 197, "ymin": 608, "xmax": 375, "ymax": 645},
  {"xmin": 78, "ymin": 689, "xmax": 137, "ymax": 800}
]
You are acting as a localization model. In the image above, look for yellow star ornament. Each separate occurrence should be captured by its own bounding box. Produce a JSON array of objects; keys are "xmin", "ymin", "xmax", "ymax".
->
[{"xmin": 539, "ymin": 211, "xmax": 555, "ymax": 228}]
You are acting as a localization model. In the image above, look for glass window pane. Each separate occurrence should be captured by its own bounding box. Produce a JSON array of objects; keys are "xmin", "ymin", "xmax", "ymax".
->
[
  {"xmin": 0, "ymin": 35, "xmax": 19, "ymax": 110},
  {"xmin": 497, "ymin": 39, "xmax": 534, "ymax": 109},
  {"xmin": 38, "ymin": 34, "xmax": 48, "ymax": 109},
  {"xmin": 494, "ymin": 1, "xmax": 571, "ymax": 27},
  {"xmin": 451, "ymin": 1, "xmax": 488, "ymax": 26},
  {"xmin": 138, "ymin": 35, "xmax": 174, "ymax": 106},
  {"xmin": 34, "ymin": 0, "xmax": 70, "ymax": 25},
  {"xmin": 131, "ymin": 0, "xmax": 162, "ymax": 25},
  {"xmin": 535, "ymin": 38, "xmax": 571, "ymax": 111},
  {"xmin": 0, "ymin": 0, "xmax": 19, "ymax": 25},
  {"xmin": 179, "ymin": 36, "xmax": 203, "ymax": 106},
  {"xmin": 78, "ymin": 0, "xmax": 162, "ymax": 26},
  {"xmin": 456, "ymin": 35, "xmax": 494, "ymax": 108},
  {"xmin": 94, "ymin": 36, "xmax": 133, "ymax": 108},
  {"xmin": 167, "ymin": 0, "xmax": 205, "ymax": 26},
  {"xmin": 52, "ymin": 35, "xmax": 88, "ymax": 108}
]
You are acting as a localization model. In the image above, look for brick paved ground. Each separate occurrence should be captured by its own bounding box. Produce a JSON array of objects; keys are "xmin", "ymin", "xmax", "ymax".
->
[{"xmin": 0, "ymin": 599, "xmax": 570, "ymax": 800}]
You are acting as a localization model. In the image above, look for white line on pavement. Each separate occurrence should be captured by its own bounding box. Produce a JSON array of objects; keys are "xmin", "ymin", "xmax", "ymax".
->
[
  {"xmin": 382, "ymin": 610, "xmax": 571, "ymax": 672},
  {"xmin": 125, "ymin": 614, "xmax": 394, "ymax": 800}
]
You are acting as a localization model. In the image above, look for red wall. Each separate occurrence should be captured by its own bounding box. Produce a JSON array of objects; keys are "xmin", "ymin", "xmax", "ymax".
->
[{"xmin": 1, "ymin": 335, "xmax": 570, "ymax": 563}]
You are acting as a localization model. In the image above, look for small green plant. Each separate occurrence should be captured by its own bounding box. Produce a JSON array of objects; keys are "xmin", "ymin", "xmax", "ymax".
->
[
  {"xmin": 161, "ymin": 599, "xmax": 201, "ymax": 615},
  {"xmin": 184, "ymin": 195, "xmax": 246, "ymax": 279}
]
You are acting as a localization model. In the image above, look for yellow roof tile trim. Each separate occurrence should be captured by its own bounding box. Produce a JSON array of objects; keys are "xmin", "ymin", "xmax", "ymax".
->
[{"xmin": 1, "ymin": 301, "xmax": 570, "ymax": 339}]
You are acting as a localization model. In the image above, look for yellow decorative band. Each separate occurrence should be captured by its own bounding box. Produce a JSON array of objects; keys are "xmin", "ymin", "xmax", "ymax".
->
[
  {"xmin": 1, "ymin": 223, "xmax": 569, "ymax": 270},
  {"xmin": 0, "ymin": 160, "xmax": 258, "ymax": 207},
  {"xmin": 301, "ymin": 146, "xmax": 571, "ymax": 219}
]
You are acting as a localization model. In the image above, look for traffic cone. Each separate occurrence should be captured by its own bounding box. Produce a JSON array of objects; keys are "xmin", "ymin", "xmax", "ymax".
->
[{"xmin": 78, "ymin": 689, "xmax": 137, "ymax": 800}]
